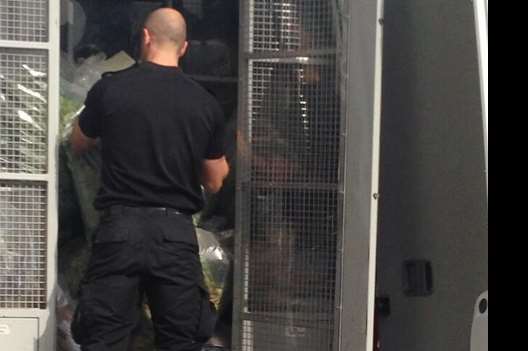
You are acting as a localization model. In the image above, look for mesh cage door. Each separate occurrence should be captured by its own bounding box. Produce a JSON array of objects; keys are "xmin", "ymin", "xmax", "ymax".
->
[
  {"xmin": 0, "ymin": 0, "xmax": 59, "ymax": 349},
  {"xmin": 234, "ymin": 0, "xmax": 384, "ymax": 351},
  {"xmin": 235, "ymin": 1, "xmax": 342, "ymax": 350}
]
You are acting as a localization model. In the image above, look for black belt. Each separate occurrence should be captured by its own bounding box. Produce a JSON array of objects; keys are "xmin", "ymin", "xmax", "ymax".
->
[{"xmin": 103, "ymin": 205, "xmax": 191, "ymax": 218}]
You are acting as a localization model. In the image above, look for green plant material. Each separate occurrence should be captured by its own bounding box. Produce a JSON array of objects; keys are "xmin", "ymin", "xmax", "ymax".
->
[
  {"xmin": 197, "ymin": 229, "xmax": 231, "ymax": 310},
  {"xmin": 203, "ymin": 263, "xmax": 224, "ymax": 309},
  {"xmin": 60, "ymin": 96, "xmax": 83, "ymax": 133}
]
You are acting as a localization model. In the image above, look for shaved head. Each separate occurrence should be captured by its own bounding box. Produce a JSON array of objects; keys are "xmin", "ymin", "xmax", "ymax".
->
[{"xmin": 144, "ymin": 8, "xmax": 187, "ymax": 49}]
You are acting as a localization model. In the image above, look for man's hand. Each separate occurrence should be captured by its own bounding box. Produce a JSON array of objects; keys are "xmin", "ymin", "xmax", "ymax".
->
[
  {"xmin": 202, "ymin": 157, "xmax": 230, "ymax": 194},
  {"xmin": 71, "ymin": 117, "xmax": 97, "ymax": 156}
]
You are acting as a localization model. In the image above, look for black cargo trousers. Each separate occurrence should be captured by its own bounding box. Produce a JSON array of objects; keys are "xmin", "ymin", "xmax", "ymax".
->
[{"xmin": 73, "ymin": 206, "xmax": 215, "ymax": 351}]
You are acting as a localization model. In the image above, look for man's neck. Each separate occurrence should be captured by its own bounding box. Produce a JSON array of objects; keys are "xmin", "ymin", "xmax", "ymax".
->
[{"xmin": 145, "ymin": 52, "xmax": 180, "ymax": 68}]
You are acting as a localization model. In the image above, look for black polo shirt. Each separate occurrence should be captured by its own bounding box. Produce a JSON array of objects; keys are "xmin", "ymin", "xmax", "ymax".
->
[{"xmin": 79, "ymin": 61, "xmax": 226, "ymax": 214}]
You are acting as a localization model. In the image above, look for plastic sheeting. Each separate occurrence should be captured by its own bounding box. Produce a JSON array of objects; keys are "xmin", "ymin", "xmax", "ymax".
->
[
  {"xmin": 57, "ymin": 280, "xmax": 81, "ymax": 351},
  {"xmin": 60, "ymin": 54, "xmax": 107, "ymax": 241}
]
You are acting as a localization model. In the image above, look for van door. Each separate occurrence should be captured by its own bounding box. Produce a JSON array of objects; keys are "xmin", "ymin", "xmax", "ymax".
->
[{"xmin": 377, "ymin": 1, "xmax": 488, "ymax": 351}]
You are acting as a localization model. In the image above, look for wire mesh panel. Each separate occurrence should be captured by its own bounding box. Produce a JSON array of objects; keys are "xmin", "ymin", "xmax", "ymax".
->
[
  {"xmin": 249, "ymin": 60, "xmax": 340, "ymax": 185},
  {"xmin": 237, "ymin": 1, "xmax": 342, "ymax": 349},
  {"xmin": 250, "ymin": 0, "xmax": 337, "ymax": 52},
  {"xmin": 0, "ymin": 181, "xmax": 48, "ymax": 309},
  {"xmin": 0, "ymin": 0, "xmax": 55, "ymax": 323},
  {"xmin": 0, "ymin": 49, "xmax": 49, "ymax": 174},
  {"xmin": 0, "ymin": 0, "xmax": 48, "ymax": 42}
]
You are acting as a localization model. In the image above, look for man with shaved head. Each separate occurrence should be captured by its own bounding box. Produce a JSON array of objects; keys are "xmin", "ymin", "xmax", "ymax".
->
[
  {"xmin": 144, "ymin": 8, "xmax": 187, "ymax": 48},
  {"xmin": 71, "ymin": 7, "xmax": 229, "ymax": 351}
]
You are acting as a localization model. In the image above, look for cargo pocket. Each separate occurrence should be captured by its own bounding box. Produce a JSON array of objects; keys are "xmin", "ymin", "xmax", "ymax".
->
[
  {"xmin": 88, "ymin": 222, "xmax": 130, "ymax": 274},
  {"xmin": 159, "ymin": 215, "xmax": 198, "ymax": 247},
  {"xmin": 196, "ymin": 282, "xmax": 218, "ymax": 343},
  {"xmin": 92, "ymin": 222, "xmax": 130, "ymax": 257}
]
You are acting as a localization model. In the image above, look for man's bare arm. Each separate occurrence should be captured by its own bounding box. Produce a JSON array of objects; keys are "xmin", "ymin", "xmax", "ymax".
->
[
  {"xmin": 71, "ymin": 118, "xmax": 97, "ymax": 156},
  {"xmin": 202, "ymin": 157, "xmax": 230, "ymax": 194}
]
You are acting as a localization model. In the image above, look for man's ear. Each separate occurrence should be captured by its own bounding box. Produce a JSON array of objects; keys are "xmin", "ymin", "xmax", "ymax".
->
[
  {"xmin": 179, "ymin": 41, "xmax": 189, "ymax": 58},
  {"xmin": 143, "ymin": 28, "xmax": 152, "ymax": 46}
]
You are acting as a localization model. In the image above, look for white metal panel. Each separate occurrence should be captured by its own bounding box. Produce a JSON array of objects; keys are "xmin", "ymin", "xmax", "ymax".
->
[
  {"xmin": 0, "ymin": 318, "xmax": 39, "ymax": 351},
  {"xmin": 366, "ymin": 1, "xmax": 385, "ymax": 349},
  {"xmin": 474, "ymin": 0, "xmax": 488, "ymax": 195},
  {"xmin": 338, "ymin": 0, "xmax": 384, "ymax": 350},
  {"xmin": 0, "ymin": 0, "xmax": 59, "ymax": 349},
  {"xmin": 0, "ymin": 40, "xmax": 50, "ymax": 50}
]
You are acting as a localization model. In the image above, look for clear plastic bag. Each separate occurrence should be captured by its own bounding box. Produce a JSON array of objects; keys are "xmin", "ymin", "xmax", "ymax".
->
[
  {"xmin": 56, "ymin": 281, "xmax": 81, "ymax": 351},
  {"xmin": 197, "ymin": 228, "xmax": 231, "ymax": 310},
  {"xmin": 58, "ymin": 57, "xmax": 100, "ymax": 240}
]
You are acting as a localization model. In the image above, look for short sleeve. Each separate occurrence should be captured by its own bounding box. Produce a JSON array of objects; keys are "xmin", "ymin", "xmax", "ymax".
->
[
  {"xmin": 78, "ymin": 81, "xmax": 104, "ymax": 139},
  {"xmin": 205, "ymin": 101, "xmax": 227, "ymax": 160}
]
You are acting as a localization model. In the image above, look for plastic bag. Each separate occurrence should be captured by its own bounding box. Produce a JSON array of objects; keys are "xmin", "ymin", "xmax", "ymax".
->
[
  {"xmin": 197, "ymin": 228, "xmax": 231, "ymax": 310},
  {"xmin": 56, "ymin": 281, "xmax": 81, "ymax": 351}
]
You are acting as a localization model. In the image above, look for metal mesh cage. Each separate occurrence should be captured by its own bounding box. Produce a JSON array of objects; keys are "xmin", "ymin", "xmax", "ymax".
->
[
  {"xmin": 237, "ymin": 0, "xmax": 341, "ymax": 348},
  {"xmin": 0, "ymin": 49, "xmax": 49, "ymax": 174},
  {"xmin": 0, "ymin": 181, "xmax": 48, "ymax": 309},
  {"xmin": 0, "ymin": 0, "xmax": 48, "ymax": 42},
  {"xmin": 239, "ymin": 59, "xmax": 340, "ymax": 350}
]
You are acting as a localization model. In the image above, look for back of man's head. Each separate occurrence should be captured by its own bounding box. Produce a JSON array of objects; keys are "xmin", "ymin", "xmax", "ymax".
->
[{"xmin": 143, "ymin": 8, "xmax": 187, "ymax": 52}]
